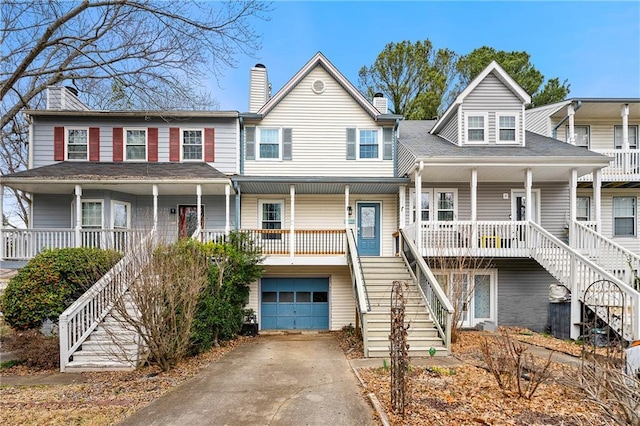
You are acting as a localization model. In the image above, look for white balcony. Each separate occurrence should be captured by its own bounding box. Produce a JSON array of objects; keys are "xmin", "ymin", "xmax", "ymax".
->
[{"xmin": 578, "ymin": 149, "xmax": 640, "ymax": 182}]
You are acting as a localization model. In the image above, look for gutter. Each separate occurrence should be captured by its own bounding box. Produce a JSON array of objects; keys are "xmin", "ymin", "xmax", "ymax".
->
[{"xmin": 552, "ymin": 100, "xmax": 581, "ymax": 139}]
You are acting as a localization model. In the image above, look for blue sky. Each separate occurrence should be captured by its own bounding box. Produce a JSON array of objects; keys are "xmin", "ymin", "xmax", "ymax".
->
[{"xmin": 211, "ymin": 1, "xmax": 640, "ymax": 111}]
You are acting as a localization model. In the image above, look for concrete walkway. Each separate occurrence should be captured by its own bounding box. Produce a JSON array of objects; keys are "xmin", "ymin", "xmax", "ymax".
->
[{"xmin": 118, "ymin": 333, "xmax": 377, "ymax": 426}]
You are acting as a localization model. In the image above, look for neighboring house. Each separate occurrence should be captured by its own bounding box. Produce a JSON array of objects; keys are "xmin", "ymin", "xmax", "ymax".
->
[
  {"xmin": 2, "ymin": 54, "xmax": 640, "ymax": 372},
  {"xmin": 526, "ymin": 99, "xmax": 640, "ymax": 255}
]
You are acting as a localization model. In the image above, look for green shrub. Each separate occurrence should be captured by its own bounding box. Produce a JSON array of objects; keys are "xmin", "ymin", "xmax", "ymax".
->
[
  {"xmin": 190, "ymin": 231, "xmax": 263, "ymax": 353},
  {"xmin": 0, "ymin": 247, "xmax": 121, "ymax": 330}
]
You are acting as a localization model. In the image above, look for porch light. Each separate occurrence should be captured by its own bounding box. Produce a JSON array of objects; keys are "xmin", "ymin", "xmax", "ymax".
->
[{"xmin": 347, "ymin": 206, "xmax": 353, "ymax": 216}]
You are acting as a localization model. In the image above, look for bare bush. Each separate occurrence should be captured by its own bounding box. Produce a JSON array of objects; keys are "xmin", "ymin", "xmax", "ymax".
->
[
  {"xmin": 479, "ymin": 330, "xmax": 554, "ymax": 399},
  {"xmin": 4, "ymin": 329, "xmax": 59, "ymax": 370}
]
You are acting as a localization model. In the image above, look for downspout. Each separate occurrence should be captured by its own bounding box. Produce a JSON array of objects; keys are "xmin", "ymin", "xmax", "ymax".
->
[
  {"xmin": 552, "ymin": 100, "xmax": 582, "ymax": 139},
  {"xmin": 393, "ymin": 118, "xmax": 400, "ymax": 177}
]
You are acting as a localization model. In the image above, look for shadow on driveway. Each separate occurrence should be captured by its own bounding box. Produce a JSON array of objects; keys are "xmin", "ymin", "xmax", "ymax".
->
[{"xmin": 119, "ymin": 333, "xmax": 377, "ymax": 425}]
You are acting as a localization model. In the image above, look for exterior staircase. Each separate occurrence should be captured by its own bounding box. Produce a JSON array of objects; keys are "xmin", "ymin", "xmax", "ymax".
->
[
  {"xmin": 360, "ymin": 256, "xmax": 447, "ymax": 358},
  {"xmin": 64, "ymin": 293, "xmax": 144, "ymax": 372}
]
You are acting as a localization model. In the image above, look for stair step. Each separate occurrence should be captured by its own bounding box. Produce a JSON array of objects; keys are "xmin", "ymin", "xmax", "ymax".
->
[{"xmin": 64, "ymin": 361, "xmax": 136, "ymax": 372}]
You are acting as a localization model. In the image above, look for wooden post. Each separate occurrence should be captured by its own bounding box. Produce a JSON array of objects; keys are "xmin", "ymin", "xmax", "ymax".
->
[{"xmin": 75, "ymin": 185, "xmax": 82, "ymax": 247}]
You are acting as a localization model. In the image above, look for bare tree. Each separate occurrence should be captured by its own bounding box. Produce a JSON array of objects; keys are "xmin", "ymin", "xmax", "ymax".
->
[{"xmin": 1, "ymin": 0, "xmax": 271, "ymax": 225}]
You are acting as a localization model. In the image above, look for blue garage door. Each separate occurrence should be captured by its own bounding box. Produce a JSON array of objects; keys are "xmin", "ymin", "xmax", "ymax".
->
[{"xmin": 261, "ymin": 278, "xmax": 329, "ymax": 330}]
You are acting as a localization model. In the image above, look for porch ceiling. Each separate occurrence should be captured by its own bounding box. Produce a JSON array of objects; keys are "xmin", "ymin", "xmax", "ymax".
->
[
  {"xmin": 1, "ymin": 181, "xmax": 231, "ymax": 196},
  {"xmin": 233, "ymin": 176, "xmax": 410, "ymax": 194},
  {"xmin": 549, "ymin": 99, "xmax": 640, "ymax": 120}
]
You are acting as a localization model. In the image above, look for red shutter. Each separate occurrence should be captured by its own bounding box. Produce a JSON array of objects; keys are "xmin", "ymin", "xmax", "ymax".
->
[
  {"xmin": 54, "ymin": 127, "xmax": 64, "ymax": 161},
  {"xmin": 204, "ymin": 128, "xmax": 215, "ymax": 162},
  {"xmin": 148, "ymin": 127, "xmax": 158, "ymax": 162},
  {"xmin": 169, "ymin": 127, "xmax": 180, "ymax": 162},
  {"xmin": 89, "ymin": 127, "xmax": 100, "ymax": 161},
  {"xmin": 113, "ymin": 127, "xmax": 123, "ymax": 162}
]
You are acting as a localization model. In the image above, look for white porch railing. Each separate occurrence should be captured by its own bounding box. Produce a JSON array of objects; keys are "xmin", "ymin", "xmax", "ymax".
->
[
  {"xmin": 578, "ymin": 149, "xmax": 640, "ymax": 182},
  {"xmin": 528, "ymin": 222, "xmax": 639, "ymax": 340},
  {"xmin": 400, "ymin": 225, "xmax": 453, "ymax": 351},
  {"xmin": 345, "ymin": 228, "xmax": 370, "ymax": 317},
  {"xmin": 59, "ymin": 230, "xmax": 156, "ymax": 372},
  {"xmin": 572, "ymin": 221, "xmax": 640, "ymax": 290},
  {"xmin": 2, "ymin": 228, "xmax": 148, "ymax": 260},
  {"xmin": 418, "ymin": 221, "xmax": 530, "ymax": 257}
]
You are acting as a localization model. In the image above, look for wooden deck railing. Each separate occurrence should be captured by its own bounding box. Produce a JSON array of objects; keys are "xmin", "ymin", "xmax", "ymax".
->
[{"xmin": 232, "ymin": 229, "xmax": 346, "ymax": 256}]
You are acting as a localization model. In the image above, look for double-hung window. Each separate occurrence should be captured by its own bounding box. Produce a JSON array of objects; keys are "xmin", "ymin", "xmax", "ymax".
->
[
  {"xmin": 67, "ymin": 128, "xmax": 88, "ymax": 160},
  {"xmin": 466, "ymin": 114, "xmax": 487, "ymax": 143},
  {"xmin": 497, "ymin": 114, "xmax": 517, "ymax": 143},
  {"xmin": 613, "ymin": 196, "xmax": 636, "ymax": 236},
  {"xmin": 81, "ymin": 201, "xmax": 103, "ymax": 229},
  {"xmin": 182, "ymin": 129, "xmax": 203, "ymax": 160},
  {"xmin": 576, "ymin": 197, "xmax": 591, "ymax": 221},
  {"xmin": 259, "ymin": 200, "xmax": 283, "ymax": 240},
  {"xmin": 436, "ymin": 191, "xmax": 456, "ymax": 221},
  {"xmin": 614, "ymin": 125, "xmax": 639, "ymax": 149},
  {"xmin": 259, "ymin": 128, "xmax": 280, "ymax": 159},
  {"xmin": 125, "ymin": 129, "xmax": 147, "ymax": 160},
  {"xmin": 410, "ymin": 189, "xmax": 456, "ymax": 222},
  {"xmin": 359, "ymin": 129, "xmax": 379, "ymax": 159},
  {"xmin": 566, "ymin": 125, "xmax": 590, "ymax": 148}
]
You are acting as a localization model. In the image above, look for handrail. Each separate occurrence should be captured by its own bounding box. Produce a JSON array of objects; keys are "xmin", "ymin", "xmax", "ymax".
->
[
  {"xmin": 58, "ymin": 229, "xmax": 156, "ymax": 371},
  {"xmin": 399, "ymin": 228, "xmax": 454, "ymax": 351},
  {"xmin": 572, "ymin": 221, "xmax": 640, "ymax": 290},
  {"xmin": 345, "ymin": 228, "xmax": 370, "ymax": 314},
  {"xmin": 529, "ymin": 221, "xmax": 640, "ymax": 340}
]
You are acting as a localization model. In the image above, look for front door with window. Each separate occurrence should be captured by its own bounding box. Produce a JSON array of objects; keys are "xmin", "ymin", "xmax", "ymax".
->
[
  {"xmin": 437, "ymin": 271, "xmax": 496, "ymax": 328},
  {"xmin": 357, "ymin": 202, "xmax": 381, "ymax": 256},
  {"xmin": 512, "ymin": 190, "xmax": 539, "ymax": 223},
  {"xmin": 178, "ymin": 205, "xmax": 204, "ymax": 238}
]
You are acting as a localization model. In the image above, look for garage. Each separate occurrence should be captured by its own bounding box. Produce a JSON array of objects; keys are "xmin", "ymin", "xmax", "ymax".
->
[{"xmin": 261, "ymin": 277, "xmax": 329, "ymax": 330}]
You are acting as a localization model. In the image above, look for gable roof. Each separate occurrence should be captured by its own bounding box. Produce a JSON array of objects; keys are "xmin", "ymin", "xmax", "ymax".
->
[
  {"xmin": 255, "ymin": 52, "xmax": 399, "ymax": 121},
  {"xmin": 431, "ymin": 61, "xmax": 532, "ymax": 134}
]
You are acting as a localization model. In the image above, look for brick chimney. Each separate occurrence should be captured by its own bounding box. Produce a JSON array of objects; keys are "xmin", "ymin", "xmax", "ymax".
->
[
  {"xmin": 373, "ymin": 92, "xmax": 388, "ymax": 114},
  {"xmin": 46, "ymin": 86, "xmax": 90, "ymax": 110},
  {"xmin": 248, "ymin": 64, "xmax": 270, "ymax": 113}
]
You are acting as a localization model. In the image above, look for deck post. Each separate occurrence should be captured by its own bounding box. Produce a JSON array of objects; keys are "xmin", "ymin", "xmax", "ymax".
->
[
  {"xmin": 622, "ymin": 104, "xmax": 630, "ymax": 151},
  {"xmin": 567, "ymin": 103, "xmax": 576, "ymax": 145},
  {"xmin": 470, "ymin": 169, "xmax": 477, "ymax": 250},
  {"xmin": 593, "ymin": 170, "xmax": 602, "ymax": 233},
  {"xmin": 290, "ymin": 184, "xmax": 295, "ymax": 257},
  {"xmin": 225, "ymin": 184, "xmax": 230, "ymax": 235},
  {"xmin": 415, "ymin": 161, "xmax": 424, "ymax": 254},
  {"xmin": 196, "ymin": 184, "xmax": 202, "ymax": 234},
  {"xmin": 74, "ymin": 185, "xmax": 82, "ymax": 247},
  {"xmin": 569, "ymin": 169, "xmax": 577, "ymax": 248},
  {"xmin": 152, "ymin": 184, "xmax": 158, "ymax": 230},
  {"xmin": 569, "ymin": 252, "xmax": 581, "ymax": 339},
  {"xmin": 399, "ymin": 185, "xmax": 406, "ymax": 229},
  {"xmin": 0, "ymin": 184, "xmax": 4, "ymax": 261}
]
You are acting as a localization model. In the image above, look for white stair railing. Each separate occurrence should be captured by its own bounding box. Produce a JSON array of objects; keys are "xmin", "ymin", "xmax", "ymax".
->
[
  {"xmin": 572, "ymin": 221, "xmax": 640, "ymax": 289},
  {"xmin": 528, "ymin": 221, "xmax": 640, "ymax": 340},
  {"xmin": 59, "ymin": 229, "xmax": 156, "ymax": 372}
]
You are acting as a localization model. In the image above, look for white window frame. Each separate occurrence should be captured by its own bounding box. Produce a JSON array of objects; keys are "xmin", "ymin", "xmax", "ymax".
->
[
  {"xmin": 511, "ymin": 189, "xmax": 541, "ymax": 223},
  {"xmin": 566, "ymin": 124, "xmax": 590, "ymax": 148},
  {"xmin": 111, "ymin": 200, "xmax": 131, "ymax": 229},
  {"xmin": 181, "ymin": 128, "xmax": 204, "ymax": 161},
  {"xmin": 613, "ymin": 196, "xmax": 636, "ymax": 237},
  {"xmin": 357, "ymin": 128, "xmax": 381, "ymax": 160},
  {"xmin": 614, "ymin": 125, "xmax": 639, "ymax": 150},
  {"xmin": 124, "ymin": 128, "xmax": 148, "ymax": 161},
  {"xmin": 496, "ymin": 113, "xmax": 518, "ymax": 144},
  {"xmin": 410, "ymin": 188, "xmax": 458, "ymax": 222},
  {"xmin": 71, "ymin": 199, "xmax": 104, "ymax": 229},
  {"xmin": 576, "ymin": 196, "xmax": 591, "ymax": 222},
  {"xmin": 434, "ymin": 269, "xmax": 497, "ymax": 327},
  {"xmin": 258, "ymin": 199, "xmax": 285, "ymax": 229},
  {"xmin": 66, "ymin": 127, "xmax": 89, "ymax": 161},
  {"xmin": 257, "ymin": 127, "xmax": 282, "ymax": 161},
  {"xmin": 465, "ymin": 113, "xmax": 488, "ymax": 144}
]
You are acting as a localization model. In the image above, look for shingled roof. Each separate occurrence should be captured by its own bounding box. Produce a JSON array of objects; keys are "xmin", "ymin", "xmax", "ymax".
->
[{"xmin": 2, "ymin": 162, "xmax": 228, "ymax": 181}]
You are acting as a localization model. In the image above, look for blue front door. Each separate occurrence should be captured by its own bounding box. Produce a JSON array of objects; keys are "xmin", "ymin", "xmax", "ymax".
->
[
  {"xmin": 261, "ymin": 278, "xmax": 329, "ymax": 330},
  {"xmin": 357, "ymin": 202, "xmax": 381, "ymax": 256}
]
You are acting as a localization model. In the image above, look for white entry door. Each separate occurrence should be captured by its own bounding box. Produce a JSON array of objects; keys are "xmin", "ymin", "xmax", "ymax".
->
[{"xmin": 511, "ymin": 190, "xmax": 540, "ymax": 223}]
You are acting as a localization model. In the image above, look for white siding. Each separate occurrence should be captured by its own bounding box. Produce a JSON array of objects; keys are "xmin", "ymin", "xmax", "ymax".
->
[
  {"xmin": 396, "ymin": 142, "xmax": 416, "ymax": 177},
  {"xmin": 439, "ymin": 115, "xmax": 458, "ymax": 144},
  {"xmin": 241, "ymin": 193, "xmax": 398, "ymax": 256},
  {"xmin": 31, "ymin": 117, "xmax": 238, "ymax": 174},
  {"xmin": 243, "ymin": 66, "xmax": 394, "ymax": 177},
  {"xmin": 586, "ymin": 188, "xmax": 640, "ymax": 253},
  {"xmin": 525, "ymin": 103, "xmax": 566, "ymax": 136},
  {"xmin": 246, "ymin": 265, "xmax": 355, "ymax": 331}
]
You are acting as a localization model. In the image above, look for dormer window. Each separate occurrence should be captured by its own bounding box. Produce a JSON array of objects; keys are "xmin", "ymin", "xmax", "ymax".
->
[
  {"xmin": 497, "ymin": 114, "xmax": 517, "ymax": 143},
  {"xmin": 466, "ymin": 114, "xmax": 488, "ymax": 143}
]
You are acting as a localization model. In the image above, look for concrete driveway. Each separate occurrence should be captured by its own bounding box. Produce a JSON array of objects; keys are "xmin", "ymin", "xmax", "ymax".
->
[{"xmin": 118, "ymin": 333, "xmax": 377, "ymax": 426}]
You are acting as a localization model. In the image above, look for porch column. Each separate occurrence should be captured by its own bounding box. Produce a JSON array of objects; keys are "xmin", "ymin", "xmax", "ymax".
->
[
  {"xmin": 196, "ymin": 184, "xmax": 202, "ymax": 234},
  {"xmin": 0, "ymin": 184, "xmax": 4, "ymax": 260},
  {"xmin": 225, "ymin": 184, "xmax": 230, "ymax": 235},
  {"xmin": 569, "ymin": 168, "xmax": 577, "ymax": 247},
  {"xmin": 344, "ymin": 185, "xmax": 350, "ymax": 228},
  {"xmin": 594, "ymin": 169, "xmax": 602, "ymax": 232},
  {"xmin": 290, "ymin": 184, "xmax": 295, "ymax": 257},
  {"xmin": 399, "ymin": 185, "xmax": 406, "ymax": 229},
  {"xmin": 524, "ymin": 169, "xmax": 532, "ymax": 222},
  {"xmin": 470, "ymin": 169, "xmax": 478, "ymax": 249},
  {"xmin": 622, "ymin": 104, "xmax": 630, "ymax": 150},
  {"xmin": 74, "ymin": 185, "xmax": 82, "ymax": 247},
  {"xmin": 567, "ymin": 103, "xmax": 576, "ymax": 145},
  {"xmin": 152, "ymin": 184, "xmax": 158, "ymax": 230},
  {"xmin": 415, "ymin": 161, "xmax": 424, "ymax": 253}
]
